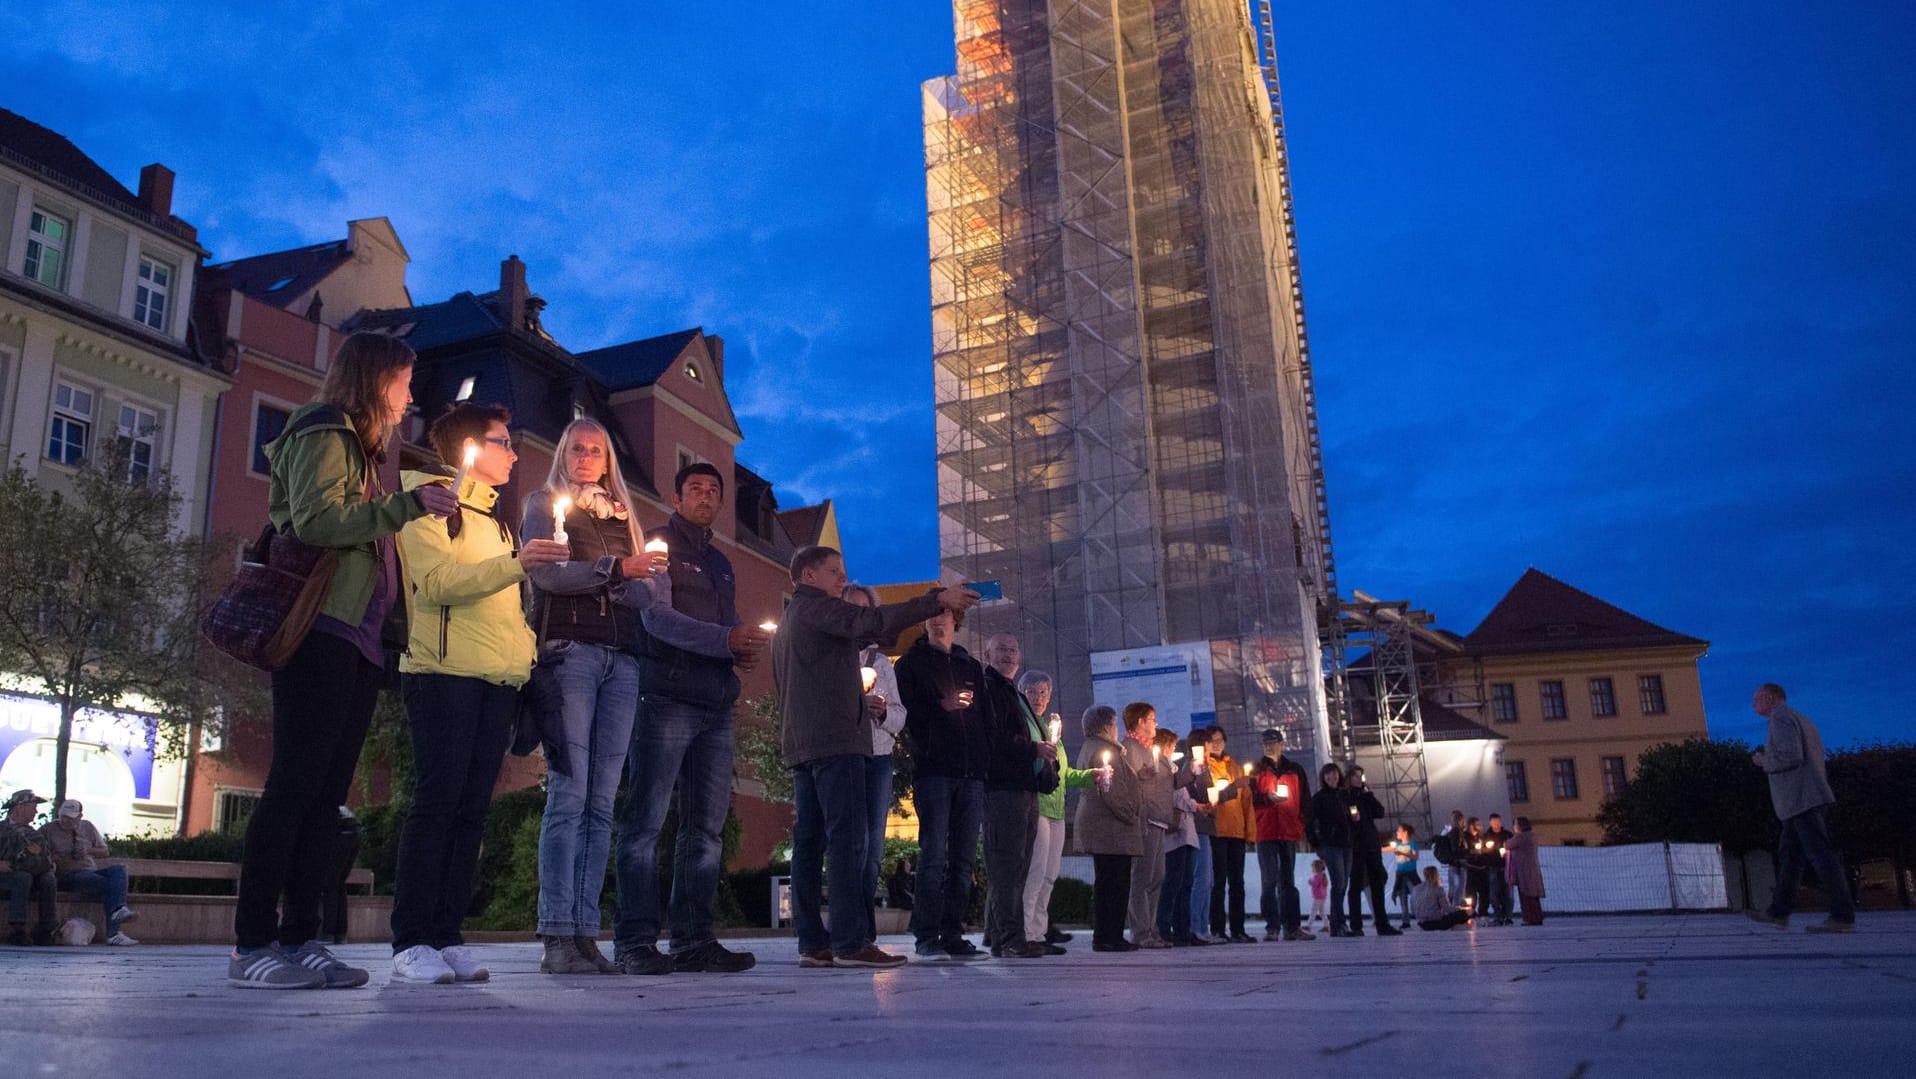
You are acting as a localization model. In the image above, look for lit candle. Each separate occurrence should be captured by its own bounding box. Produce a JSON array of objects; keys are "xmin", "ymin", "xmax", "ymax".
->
[
  {"xmin": 759, "ymin": 621, "xmax": 779, "ymax": 633},
  {"xmin": 1210, "ymin": 779, "xmax": 1231, "ymax": 797},
  {"xmin": 1049, "ymin": 718, "xmax": 1063, "ymax": 742},
  {"xmin": 1151, "ymin": 745, "xmax": 1161, "ymax": 763},
  {"xmin": 861, "ymin": 667, "xmax": 879, "ymax": 693},
  {"xmin": 644, "ymin": 537, "xmax": 669, "ymax": 556},
  {"xmin": 1101, "ymin": 750, "xmax": 1112, "ymax": 768},
  {"xmin": 1171, "ymin": 752, "xmax": 1185, "ymax": 763},
  {"xmin": 1349, "ymin": 805, "xmax": 1360, "ymax": 821},
  {"xmin": 451, "ymin": 439, "xmax": 478, "ymax": 498},
  {"xmin": 1192, "ymin": 745, "xmax": 1206, "ymax": 765},
  {"xmin": 551, "ymin": 494, "xmax": 571, "ymax": 546}
]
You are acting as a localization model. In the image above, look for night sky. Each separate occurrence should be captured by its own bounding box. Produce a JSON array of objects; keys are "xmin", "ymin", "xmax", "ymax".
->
[{"xmin": 5, "ymin": 2, "xmax": 1909, "ymax": 747}]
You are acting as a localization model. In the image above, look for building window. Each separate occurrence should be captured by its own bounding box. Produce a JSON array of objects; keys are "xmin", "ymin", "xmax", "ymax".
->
[
  {"xmin": 1505, "ymin": 760, "xmax": 1530, "ymax": 803},
  {"xmin": 1638, "ymin": 674, "xmax": 1667, "ymax": 714},
  {"xmin": 1550, "ymin": 758, "xmax": 1580, "ymax": 800},
  {"xmin": 252, "ymin": 402, "xmax": 291, "ymax": 476},
  {"xmin": 1589, "ymin": 677, "xmax": 1617, "ymax": 717},
  {"xmin": 117, "ymin": 403, "xmax": 160, "ymax": 482},
  {"xmin": 677, "ymin": 447, "xmax": 695, "ymax": 475},
  {"xmin": 24, "ymin": 207, "xmax": 70, "ymax": 288},
  {"xmin": 213, "ymin": 787, "xmax": 263, "ymax": 831},
  {"xmin": 1491, "ymin": 682, "xmax": 1518, "ymax": 723},
  {"xmin": 47, "ymin": 381, "xmax": 94, "ymax": 465},
  {"xmin": 684, "ymin": 361, "xmax": 702, "ymax": 382},
  {"xmin": 1600, "ymin": 756, "xmax": 1628, "ymax": 797},
  {"xmin": 134, "ymin": 255, "xmax": 174, "ymax": 331},
  {"xmin": 1540, "ymin": 680, "xmax": 1567, "ymax": 720}
]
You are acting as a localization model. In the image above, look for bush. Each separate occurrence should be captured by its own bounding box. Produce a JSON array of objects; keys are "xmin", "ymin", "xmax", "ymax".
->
[{"xmin": 112, "ymin": 830, "xmax": 247, "ymax": 894}]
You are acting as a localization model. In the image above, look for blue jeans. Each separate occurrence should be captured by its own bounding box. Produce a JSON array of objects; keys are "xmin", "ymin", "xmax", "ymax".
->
[
  {"xmin": 1318, "ymin": 847, "xmax": 1351, "ymax": 934},
  {"xmin": 1257, "ymin": 839, "xmax": 1302, "ymax": 933},
  {"xmin": 614, "ymin": 694, "xmax": 736, "ymax": 952},
  {"xmin": 1768, "ymin": 804, "xmax": 1856, "ymax": 923},
  {"xmin": 910, "ymin": 774, "xmax": 983, "ymax": 947},
  {"xmin": 1157, "ymin": 844, "xmax": 1195, "ymax": 940},
  {"xmin": 791, "ymin": 753, "xmax": 871, "ymax": 957},
  {"xmin": 861, "ymin": 754, "xmax": 894, "ymax": 947},
  {"xmin": 536, "ymin": 641, "xmax": 640, "ymax": 937},
  {"xmin": 1189, "ymin": 835, "xmax": 1213, "ymax": 936},
  {"xmin": 58, "ymin": 866, "xmax": 130, "ymax": 934}
]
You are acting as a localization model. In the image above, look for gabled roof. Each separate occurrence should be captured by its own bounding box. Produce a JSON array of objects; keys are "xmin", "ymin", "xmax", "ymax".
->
[
  {"xmin": 352, "ymin": 291, "xmax": 506, "ymax": 352},
  {"xmin": 205, "ymin": 240, "xmax": 351, "ymax": 306},
  {"xmin": 778, "ymin": 503, "xmax": 830, "ymax": 547},
  {"xmin": 575, "ymin": 328, "xmax": 703, "ymax": 390},
  {"xmin": 0, "ymin": 107, "xmax": 139, "ymax": 205},
  {"xmin": 1462, "ymin": 568, "xmax": 1707, "ymax": 657}
]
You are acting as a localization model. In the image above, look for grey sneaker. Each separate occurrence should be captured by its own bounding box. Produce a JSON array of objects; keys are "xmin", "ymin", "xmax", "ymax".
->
[
  {"xmin": 287, "ymin": 940, "xmax": 370, "ymax": 988},
  {"xmin": 228, "ymin": 945, "xmax": 325, "ymax": 989},
  {"xmin": 1805, "ymin": 919, "xmax": 1856, "ymax": 934}
]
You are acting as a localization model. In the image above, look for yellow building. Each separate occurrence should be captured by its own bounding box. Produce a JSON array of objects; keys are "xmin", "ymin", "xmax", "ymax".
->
[{"xmin": 1444, "ymin": 570, "xmax": 1709, "ymax": 846}]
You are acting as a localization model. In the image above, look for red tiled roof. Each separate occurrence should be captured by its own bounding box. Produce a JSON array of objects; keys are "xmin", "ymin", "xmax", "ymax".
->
[
  {"xmin": 778, "ymin": 502, "xmax": 829, "ymax": 547},
  {"xmin": 1462, "ymin": 568, "xmax": 1707, "ymax": 657}
]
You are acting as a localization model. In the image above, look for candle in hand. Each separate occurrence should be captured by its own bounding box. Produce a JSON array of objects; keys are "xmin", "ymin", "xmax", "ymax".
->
[
  {"xmin": 551, "ymin": 494, "xmax": 571, "ymax": 546},
  {"xmin": 451, "ymin": 440, "xmax": 478, "ymax": 498},
  {"xmin": 759, "ymin": 621, "xmax": 778, "ymax": 633},
  {"xmin": 1049, "ymin": 718, "xmax": 1063, "ymax": 742},
  {"xmin": 1193, "ymin": 745, "xmax": 1206, "ymax": 765},
  {"xmin": 1101, "ymin": 750, "xmax": 1112, "ymax": 767},
  {"xmin": 644, "ymin": 537, "xmax": 669, "ymax": 555},
  {"xmin": 861, "ymin": 667, "xmax": 879, "ymax": 693}
]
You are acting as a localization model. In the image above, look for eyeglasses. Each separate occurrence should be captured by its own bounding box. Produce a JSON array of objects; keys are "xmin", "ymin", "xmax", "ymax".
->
[{"xmin": 483, "ymin": 436, "xmax": 514, "ymax": 449}]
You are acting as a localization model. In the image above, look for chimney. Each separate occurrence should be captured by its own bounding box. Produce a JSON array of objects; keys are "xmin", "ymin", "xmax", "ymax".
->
[
  {"xmin": 706, "ymin": 333, "xmax": 724, "ymax": 380},
  {"xmin": 500, "ymin": 255, "xmax": 528, "ymax": 332},
  {"xmin": 138, "ymin": 164, "xmax": 175, "ymax": 218}
]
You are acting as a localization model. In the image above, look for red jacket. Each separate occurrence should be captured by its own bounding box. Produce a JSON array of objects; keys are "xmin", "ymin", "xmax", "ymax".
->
[{"xmin": 1250, "ymin": 756, "xmax": 1310, "ymax": 842}]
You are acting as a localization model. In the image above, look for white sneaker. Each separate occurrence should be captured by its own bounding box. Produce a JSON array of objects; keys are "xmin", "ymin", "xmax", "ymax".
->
[
  {"xmin": 111, "ymin": 906, "xmax": 138, "ymax": 925},
  {"xmin": 439, "ymin": 945, "xmax": 490, "ymax": 982},
  {"xmin": 106, "ymin": 931, "xmax": 138, "ymax": 946},
  {"xmin": 391, "ymin": 944, "xmax": 456, "ymax": 984}
]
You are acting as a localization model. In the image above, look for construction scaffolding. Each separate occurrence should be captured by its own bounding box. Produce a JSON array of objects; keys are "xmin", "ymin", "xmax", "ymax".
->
[{"xmin": 925, "ymin": 0, "xmax": 1334, "ymax": 765}]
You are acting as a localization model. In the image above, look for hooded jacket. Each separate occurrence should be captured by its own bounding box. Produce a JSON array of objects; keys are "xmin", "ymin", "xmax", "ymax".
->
[
  {"xmin": 895, "ymin": 637, "xmax": 990, "ymax": 781},
  {"xmin": 395, "ymin": 471, "xmax": 535, "ymax": 687},
  {"xmin": 264, "ymin": 403, "xmax": 428, "ymax": 627}
]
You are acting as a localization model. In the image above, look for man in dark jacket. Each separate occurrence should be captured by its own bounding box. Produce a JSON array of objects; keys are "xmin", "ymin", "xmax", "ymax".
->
[
  {"xmin": 1460, "ymin": 816, "xmax": 1491, "ymax": 918},
  {"xmin": 774, "ymin": 546, "xmax": 974, "ymax": 968},
  {"xmin": 1482, "ymin": 814, "xmax": 1514, "ymax": 926},
  {"xmin": 614, "ymin": 464, "xmax": 770, "ymax": 975},
  {"xmin": 977, "ymin": 634, "xmax": 1059, "ymax": 958},
  {"xmin": 1342, "ymin": 766, "xmax": 1401, "ymax": 936},
  {"xmin": 896, "ymin": 611, "xmax": 991, "ymax": 959}
]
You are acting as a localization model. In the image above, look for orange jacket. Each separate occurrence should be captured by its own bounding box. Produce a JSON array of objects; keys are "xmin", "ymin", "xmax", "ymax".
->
[{"xmin": 1207, "ymin": 754, "xmax": 1257, "ymax": 842}]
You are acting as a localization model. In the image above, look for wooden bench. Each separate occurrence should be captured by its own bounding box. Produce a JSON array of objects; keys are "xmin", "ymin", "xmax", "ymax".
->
[{"xmin": 51, "ymin": 859, "xmax": 390, "ymax": 945}]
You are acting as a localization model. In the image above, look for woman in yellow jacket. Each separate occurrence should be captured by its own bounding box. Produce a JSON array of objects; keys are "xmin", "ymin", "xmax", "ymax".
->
[
  {"xmin": 388, "ymin": 403, "xmax": 567, "ymax": 984},
  {"xmin": 1201, "ymin": 727, "xmax": 1257, "ymax": 943}
]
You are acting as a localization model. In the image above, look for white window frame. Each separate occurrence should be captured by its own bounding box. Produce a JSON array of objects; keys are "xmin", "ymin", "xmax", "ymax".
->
[
  {"xmin": 134, "ymin": 254, "xmax": 174, "ymax": 332},
  {"xmin": 116, "ymin": 400, "xmax": 163, "ymax": 482},
  {"xmin": 47, "ymin": 379, "xmax": 96, "ymax": 467},
  {"xmin": 24, "ymin": 206, "xmax": 71, "ymax": 288}
]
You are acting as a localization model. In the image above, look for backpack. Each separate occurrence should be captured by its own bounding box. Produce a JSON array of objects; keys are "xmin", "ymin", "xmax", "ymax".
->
[{"xmin": 1433, "ymin": 828, "xmax": 1460, "ymax": 866}]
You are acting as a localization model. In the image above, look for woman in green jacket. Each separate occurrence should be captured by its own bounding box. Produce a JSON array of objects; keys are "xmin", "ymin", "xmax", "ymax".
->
[
  {"xmin": 229, "ymin": 333, "xmax": 457, "ymax": 991},
  {"xmin": 1017, "ymin": 669, "xmax": 1094, "ymax": 952},
  {"xmin": 388, "ymin": 403, "xmax": 567, "ymax": 984}
]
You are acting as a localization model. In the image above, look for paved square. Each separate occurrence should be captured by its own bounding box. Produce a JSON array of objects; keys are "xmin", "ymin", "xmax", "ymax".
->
[{"xmin": 2, "ymin": 914, "xmax": 1909, "ymax": 1077}]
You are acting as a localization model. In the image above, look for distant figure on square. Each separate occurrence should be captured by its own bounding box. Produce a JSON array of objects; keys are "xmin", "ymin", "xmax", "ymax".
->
[
  {"xmin": 42, "ymin": 799, "xmax": 138, "ymax": 945},
  {"xmin": 1504, "ymin": 817, "xmax": 1545, "ymax": 926},
  {"xmin": 1412, "ymin": 866, "xmax": 1472, "ymax": 931},
  {"xmin": 1, "ymin": 790, "xmax": 59, "ymax": 946},
  {"xmin": 1746, "ymin": 683, "xmax": 1856, "ymax": 933},
  {"xmin": 1307, "ymin": 858, "xmax": 1328, "ymax": 930}
]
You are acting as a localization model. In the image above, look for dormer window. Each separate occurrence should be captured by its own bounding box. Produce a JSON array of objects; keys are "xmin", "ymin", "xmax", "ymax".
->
[
  {"xmin": 266, "ymin": 276, "xmax": 296, "ymax": 292},
  {"xmin": 455, "ymin": 376, "xmax": 476, "ymax": 401},
  {"xmin": 684, "ymin": 361, "xmax": 702, "ymax": 383}
]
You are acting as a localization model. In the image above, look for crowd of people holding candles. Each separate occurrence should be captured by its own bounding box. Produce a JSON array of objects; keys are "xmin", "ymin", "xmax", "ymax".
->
[{"xmin": 220, "ymin": 332, "xmax": 1542, "ymax": 988}]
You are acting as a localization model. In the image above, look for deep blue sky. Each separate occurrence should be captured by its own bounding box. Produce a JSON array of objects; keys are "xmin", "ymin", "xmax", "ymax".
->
[{"xmin": 5, "ymin": 3, "xmax": 1910, "ymax": 747}]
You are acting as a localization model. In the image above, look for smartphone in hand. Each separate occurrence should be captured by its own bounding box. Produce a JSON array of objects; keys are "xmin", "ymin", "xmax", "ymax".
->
[{"xmin": 969, "ymin": 579, "xmax": 1004, "ymax": 602}]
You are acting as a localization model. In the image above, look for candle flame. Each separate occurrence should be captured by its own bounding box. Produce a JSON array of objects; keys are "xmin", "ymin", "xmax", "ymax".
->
[
  {"xmin": 462, "ymin": 440, "xmax": 478, "ymax": 466},
  {"xmin": 860, "ymin": 667, "xmax": 878, "ymax": 693}
]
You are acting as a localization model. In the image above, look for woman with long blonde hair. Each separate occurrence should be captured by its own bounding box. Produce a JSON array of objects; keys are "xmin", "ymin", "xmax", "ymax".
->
[
  {"xmin": 520, "ymin": 417, "xmax": 670, "ymax": 973},
  {"xmin": 229, "ymin": 332, "xmax": 458, "ymax": 990}
]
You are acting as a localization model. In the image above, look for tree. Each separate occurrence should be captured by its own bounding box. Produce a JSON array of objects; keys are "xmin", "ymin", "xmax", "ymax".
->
[
  {"xmin": 733, "ymin": 692, "xmax": 917, "ymax": 817},
  {"xmin": 0, "ymin": 444, "xmax": 222, "ymax": 809},
  {"xmin": 1596, "ymin": 738, "xmax": 1777, "ymax": 853}
]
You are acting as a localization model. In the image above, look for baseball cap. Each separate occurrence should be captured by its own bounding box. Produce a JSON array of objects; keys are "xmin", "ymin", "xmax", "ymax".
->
[
  {"xmin": 58, "ymin": 800, "xmax": 82, "ymax": 819},
  {"xmin": 3, "ymin": 789, "xmax": 48, "ymax": 810},
  {"xmin": 1259, "ymin": 728, "xmax": 1285, "ymax": 745}
]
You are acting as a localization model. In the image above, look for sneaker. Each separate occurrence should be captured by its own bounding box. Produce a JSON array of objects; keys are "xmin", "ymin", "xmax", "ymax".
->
[
  {"xmin": 799, "ymin": 948, "xmax": 835, "ymax": 968},
  {"xmin": 834, "ymin": 944, "xmax": 908, "ymax": 968},
  {"xmin": 228, "ymin": 945, "xmax": 325, "ymax": 989},
  {"xmin": 615, "ymin": 944, "xmax": 675, "ymax": 976},
  {"xmin": 1745, "ymin": 910, "xmax": 1789, "ymax": 930},
  {"xmin": 914, "ymin": 941, "xmax": 951, "ymax": 960},
  {"xmin": 111, "ymin": 906, "xmax": 139, "ymax": 925},
  {"xmin": 1284, "ymin": 928, "xmax": 1316, "ymax": 942},
  {"xmin": 106, "ymin": 931, "xmax": 138, "ymax": 947},
  {"xmin": 287, "ymin": 940, "xmax": 370, "ymax": 988},
  {"xmin": 672, "ymin": 940, "xmax": 757, "ymax": 973},
  {"xmin": 942, "ymin": 937, "xmax": 986, "ymax": 960},
  {"xmin": 1805, "ymin": 919, "xmax": 1856, "ymax": 935},
  {"xmin": 573, "ymin": 936, "xmax": 618, "ymax": 974},
  {"xmin": 391, "ymin": 944, "xmax": 456, "ymax": 984},
  {"xmin": 1261, "ymin": 930, "xmax": 1283, "ymax": 942},
  {"xmin": 439, "ymin": 945, "xmax": 490, "ymax": 982}
]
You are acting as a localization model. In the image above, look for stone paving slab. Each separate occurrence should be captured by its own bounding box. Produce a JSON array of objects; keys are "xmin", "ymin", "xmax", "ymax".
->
[{"xmin": 1, "ymin": 913, "xmax": 1911, "ymax": 1078}]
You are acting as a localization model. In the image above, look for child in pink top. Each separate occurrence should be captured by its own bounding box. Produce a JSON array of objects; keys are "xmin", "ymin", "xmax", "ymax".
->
[{"xmin": 1307, "ymin": 859, "xmax": 1329, "ymax": 929}]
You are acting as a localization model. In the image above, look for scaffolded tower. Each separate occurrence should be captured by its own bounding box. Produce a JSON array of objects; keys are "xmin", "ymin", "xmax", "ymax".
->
[{"xmin": 925, "ymin": 0, "xmax": 1334, "ymax": 762}]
